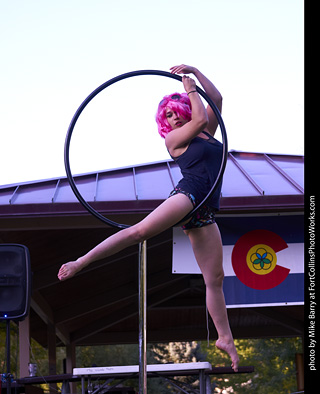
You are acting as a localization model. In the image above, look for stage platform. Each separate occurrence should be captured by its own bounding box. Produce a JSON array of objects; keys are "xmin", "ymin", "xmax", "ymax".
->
[{"xmin": 7, "ymin": 364, "xmax": 254, "ymax": 394}]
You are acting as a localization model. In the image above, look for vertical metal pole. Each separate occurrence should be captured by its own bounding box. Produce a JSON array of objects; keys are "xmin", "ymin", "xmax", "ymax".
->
[
  {"xmin": 81, "ymin": 377, "xmax": 85, "ymax": 394},
  {"xmin": 199, "ymin": 370, "xmax": 205, "ymax": 394},
  {"xmin": 138, "ymin": 240, "xmax": 147, "ymax": 394},
  {"xmin": 6, "ymin": 320, "xmax": 11, "ymax": 394}
]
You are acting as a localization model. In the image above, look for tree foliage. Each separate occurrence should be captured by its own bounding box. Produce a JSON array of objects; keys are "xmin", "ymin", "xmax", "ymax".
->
[
  {"xmin": 150, "ymin": 341, "xmax": 206, "ymax": 393},
  {"xmin": 201, "ymin": 337, "xmax": 302, "ymax": 394},
  {"xmin": 152, "ymin": 341, "xmax": 205, "ymax": 364}
]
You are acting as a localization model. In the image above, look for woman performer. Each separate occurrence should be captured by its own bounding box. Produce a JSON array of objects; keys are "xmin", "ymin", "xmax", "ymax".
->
[{"xmin": 58, "ymin": 64, "xmax": 239, "ymax": 371}]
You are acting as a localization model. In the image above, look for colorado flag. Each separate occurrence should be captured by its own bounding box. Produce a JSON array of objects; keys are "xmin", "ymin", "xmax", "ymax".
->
[{"xmin": 172, "ymin": 214, "xmax": 304, "ymax": 308}]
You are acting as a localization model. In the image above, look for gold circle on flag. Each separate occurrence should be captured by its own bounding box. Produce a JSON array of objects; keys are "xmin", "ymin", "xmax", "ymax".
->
[{"xmin": 246, "ymin": 244, "xmax": 277, "ymax": 275}]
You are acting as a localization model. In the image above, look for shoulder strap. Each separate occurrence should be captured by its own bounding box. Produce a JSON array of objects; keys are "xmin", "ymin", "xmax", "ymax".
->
[{"xmin": 202, "ymin": 131, "xmax": 213, "ymax": 139}]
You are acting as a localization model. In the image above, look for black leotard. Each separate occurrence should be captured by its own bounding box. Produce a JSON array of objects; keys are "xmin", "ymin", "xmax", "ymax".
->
[{"xmin": 171, "ymin": 131, "xmax": 223, "ymax": 210}]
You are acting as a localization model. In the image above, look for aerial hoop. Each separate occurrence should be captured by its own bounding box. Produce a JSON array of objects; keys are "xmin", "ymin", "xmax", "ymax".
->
[{"xmin": 64, "ymin": 69, "xmax": 228, "ymax": 229}]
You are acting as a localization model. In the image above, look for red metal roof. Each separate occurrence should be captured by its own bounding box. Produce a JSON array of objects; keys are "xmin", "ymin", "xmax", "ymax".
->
[{"xmin": 0, "ymin": 151, "xmax": 304, "ymax": 218}]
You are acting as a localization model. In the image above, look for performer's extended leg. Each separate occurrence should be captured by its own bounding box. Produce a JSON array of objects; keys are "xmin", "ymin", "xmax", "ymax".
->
[
  {"xmin": 185, "ymin": 223, "xmax": 239, "ymax": 372},
  {"xmin": 58, "ymin": 193, "xmax": 193, "ymax": 281}
]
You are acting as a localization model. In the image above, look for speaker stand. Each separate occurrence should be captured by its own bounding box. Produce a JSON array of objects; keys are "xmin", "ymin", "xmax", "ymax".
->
[{"xmin": 4, "ymin": 320, "xmax": 12, "ymax": 394}]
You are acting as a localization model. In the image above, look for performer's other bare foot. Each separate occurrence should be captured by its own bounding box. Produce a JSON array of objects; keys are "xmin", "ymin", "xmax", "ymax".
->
[
  {"xmin": 58, "ymin": 260, "xmax": 83, "ymax": 281},
  {"xmin": 216, "ymin": 337, "xmax": 239, "ymax": 372}
]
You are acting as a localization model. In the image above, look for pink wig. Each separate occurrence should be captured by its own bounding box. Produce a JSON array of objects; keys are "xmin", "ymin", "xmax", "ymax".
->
[{"xmin": 155, "ymin": 92, "xmax": 192, "ymax": 138}]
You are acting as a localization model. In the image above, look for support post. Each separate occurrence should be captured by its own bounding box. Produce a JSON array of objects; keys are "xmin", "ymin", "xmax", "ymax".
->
[
  {"xmin": 138, "ymin": 240, "xmax": 147, "ymax": 394},
  {"xmin": 19, "ymin": 316, "xmax": 30, "ymax": 378},
  {"xmin": 295, "ymin": 353, "xmax": 304, "ymax": 391},
  {"xmin": 47, "ymin": 323, "xmax": 57, "ymax": 394},
  {"xmin": 66, "ymin": 342, "xmax": 77, "ymax": 393}
]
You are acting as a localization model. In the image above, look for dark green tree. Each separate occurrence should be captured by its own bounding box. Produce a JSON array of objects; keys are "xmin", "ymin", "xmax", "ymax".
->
[
  {"xmin": 150, "ymin": 341, "xmax": 206, "ymax": 393},
  {"xmin": 201, "ymin": 337, "xmax": 302, "ymax": 393}
]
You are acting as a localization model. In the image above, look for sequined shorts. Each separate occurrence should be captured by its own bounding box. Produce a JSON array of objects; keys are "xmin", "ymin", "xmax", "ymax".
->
[{"xmin": 168, "ymin": 187, "xmax": 216, "ymax": 230}]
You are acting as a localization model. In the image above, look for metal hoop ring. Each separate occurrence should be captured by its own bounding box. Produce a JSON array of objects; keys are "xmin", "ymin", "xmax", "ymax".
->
[{"xmin": 64, "ymin": 70, "xmax": 228, "ymax": 229}]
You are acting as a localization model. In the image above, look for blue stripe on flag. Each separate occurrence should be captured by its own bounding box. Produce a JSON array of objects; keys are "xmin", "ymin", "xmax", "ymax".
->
[
  {"xmin": 224, "ymin": 273, "xmax": 304, "ymax": 307},
  {"xmin": 218, "ymin": 215, "xmax": 304, "ymax": 245}
]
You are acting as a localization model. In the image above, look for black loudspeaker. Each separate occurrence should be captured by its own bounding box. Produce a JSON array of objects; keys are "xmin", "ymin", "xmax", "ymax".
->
[{"xmin": 0, "ymin": 244, "xmax": 31, "ymax": 321}]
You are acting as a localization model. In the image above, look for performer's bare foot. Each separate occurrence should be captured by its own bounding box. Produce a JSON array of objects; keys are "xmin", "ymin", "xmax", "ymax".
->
[
  {"xmin": 58, "ymin": 260, "xmax": 83, "ymax": 281},
  {"xmin": 216, "ymin": 338, "xmax": 239, "ymax": 372}
]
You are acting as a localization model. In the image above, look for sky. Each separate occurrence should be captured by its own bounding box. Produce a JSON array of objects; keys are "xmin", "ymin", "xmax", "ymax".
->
[{"xmin": 0, "ymin": 0, "xmax": 304, "ymax": 186}]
